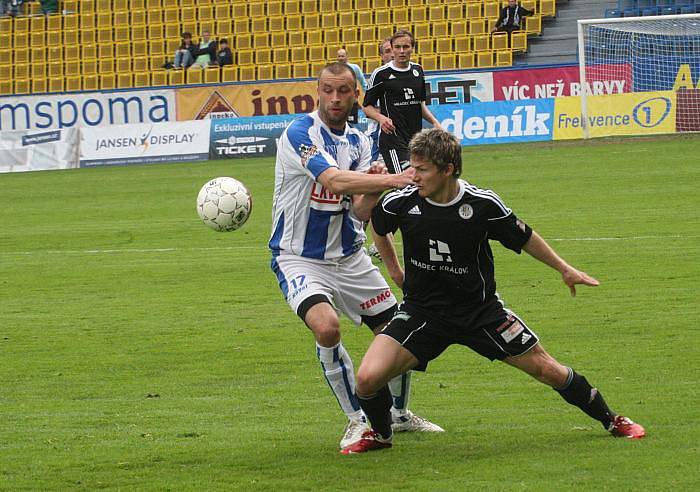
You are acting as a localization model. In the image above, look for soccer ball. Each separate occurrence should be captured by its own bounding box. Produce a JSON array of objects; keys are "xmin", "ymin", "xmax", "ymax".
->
[{"xmin": 196, "ymin": 177, "xmax": 252, "ymax": 231}]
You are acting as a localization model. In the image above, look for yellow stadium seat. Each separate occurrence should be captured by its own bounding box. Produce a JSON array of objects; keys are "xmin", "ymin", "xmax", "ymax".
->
[
  {"xmin": 97, "ymin": 13, "xmax": 111, "ymax": 29},
  {"xmin": 273, "ymin": 49, "xmax": 289, "ymax": 63},
  {"xmin": 357, "ymin": 0, "xmax": 371, "ymax": 8},
  {"xmin": 49, "ymin": 77, "xmax": 64, "ymax": 93},
  {"xmin": 285, "ymin": 0, "xmax": 301, "ymax": 15},
  {"xmin": 146, "ymin": 0, "xmax": 161, "ymax": 9},
  {"xmin": 79, "ymin": 0, "xmax": 93, "ymax": 14},
  {"xmin": 113, "ymin": 12, "xmax": 128, "ymax": 28},
  {"xmin": 458, "ymin": 52, "xmax": 475, "ymax": 69},
  {"xmin": 66, "ymin": 75, "xmax": 82, "ymax": 92},
  {"xmin": 30, "ymin": 15, "xmax": 46, "ymax": 32},
  {"xmin": 310, "ymin": 61, "xmax": 326, "ymax": 76},
  {"xmin": 147, "ymin": 10, "xmax": 163, "ymax": 25},
  {"xmin": 339, "ymin": 11, "xmax": 354, "ymax": 25},
  {"xmin": 132, "ymin": 26, "xmax": 147, "ymax": 41},
  {"xmin": 13, "ymin": 33, "xmax": 28, "ymax": 50},
  {"xmin": 0, "ymin": 17, "xmax": 11, "ymax": 33},
  {"xmin": 274, "ymin": 64, "xmax": 291, "ymax": 79},
  {"xmin": 321, "ymin": 13, "xmax": 337, "ymax": 29},
  {"xmin": 31, "ymin": 78, "xmax": 47, "ymax": 94},
  {"xmin": 324, "ymin": 30, "xmax": 340, "ymax": 44},
  {"xmin": 346, "ymin": 42, "xmax": 361, "ymax": 59},
  {"xmin": 309, "ymin": 45, "xmax": 325, "ymax": 61},
  {"xmin": 79, "ymin": 13, "xmax": 94, "ymax": 30},
  {"xmin": 30, "ymin": 31, "xmax": 45, "ymax": 47},
  {"xmin": 31, "ymin": 48, "xmax": 46, "ymax": 64},
  {"xmin": 130, "ymin": 0, "xmax": 146, "ymax": 8},
  {"xmin": 237, "ymin": 34, "xmax": 252, "ymax": 50},
  {"xmin": 473, "ymin": 34, "xmax": 490, "ymax": 52},
  {"xmin": 410, "ymin": 6, "xmax": 427, "ymax": 22},
  {"xmin": 393, "ymin": 7, "xmax": 409, "ymax": 24},
  {"xmin": 134, "ymin": 72, "xmax": 151, "ymax": 87},
  {"xmin": 0, "ymin": 79, "xmax": 11, "ymax": 95},
  {"xmin": 418, "ymin": 38, "xmax": 434, "ymax": 54},
  {"xmin": 14, "ymin": 17, "xmax": 29, "ymax": 33},
  {"xmin": 365, "ymin": 58, "xmax": 380, "ymax": 74},
  {"xmin": 307, "ymin": 30, "xmax": 323, "ymax": 45},
  {"xmin": 114, "ymin": 0, "xmax": 129, "ymax": 10},
  {"xmin": 389, "ymin": 0, "xmax": 403, "ymax": 7},
  {"xmin": 429, "ymin": 5, "xmax": 445, "ymax": 21},
  {"xmin": 65, "ymin": 61, "xmax": 80, "ymax": 76},
  {"xmin": 257, "ymin": 64, "xmax": 273, "ymax": 80},
  {"xmin": 97, "ymin": 28, "xmax": 112, "ymax": 43},
  {"xmin": 14, "ymin": 63, "xmax": 29, "ymax": 79},
  {"xmin": 342, "ymin": 28, "xmax": 358, "ymax": 43},
  {"xmin": 233, "ymin": 18, "xmax": 249, "ymax": 34},
  {"xmin": 237, "ymin": 49, "xmax": 254, "ymax": 65},
  {"xmin": 96, "ymin": 0, "xmax": 110, "ymax": 10},
  {"xmin": 14, "ymin": 79, "xmax": 31, "ymax": 95},
  {"xmin": 450, "ymin": 21, "xmax": 468, "ymax": 37},
  {"xmin": 446, "ymin": 4, "xmax": 463, "ymax": 20},
  {"xmin": 492, "ymin": 32, "xmax": 509, "ymax": 51},
  {"xmin": 271, "ymin": 32, "xmax": 286, "ymax": 46},
  {"xmin": 83, "ymin": 74, "xmax": 99, "ymax": 91},
  {"xmin": 438, "ymin": 53, "xmax": 456, "ymax": 70},
  {"xmin": 81, "ymin": 44, "xmax": 96, "ymax": 60},
  {"xmin": 163, "ymin": 9, "xmax": 178, "ymax": 24},
  {"xmin": 231, "ymin": 3, "xmax": 246, "ymax": 17},
  {"xmin": 291, "ymin": 47, "xmax": 306, "ymax": 63},
  {"xmin": 114, "ymin": 42, "xmax": 130, "ymax": 59},
  {"xmin": 496, "ymin": 50, "xmax": 512, "ymax": 67},
  {"xmin": 83, "ymin": 60, "xmax": 98, "ymax": 75},
  {"xmin": 435, "ymin": 37, "xmax": 453, "ymax": 53},
  {"xmin": 80, "ymin": 29, "xmax": 96, "ymax": 44},
  {"xmin": 338, "ymin": 0, "xmax": 353, "ymax": 10},
  {"xmin": 469, "ymin": 19, "xmax": 487, "ymax": 35},
  {"xmin": 466, "ymin": 3, "xmax": 481, "ymax": 19},
  {"xmin": 116, "ymin": 58, "xmax": 131, "ymax": 72},
  {"xmin": 186, "ymin": 69, "xmax": 202, "ymax": 85},
  {"xmin": 357, "ymin": 10, "xmax": 373, "ymax": 26},
  {"xmin": 64, "ymin": 46, "xmax": 80, "ymax": 61},
  {"xmin": 131, "ymin": 10, "xmax": 146, "ymax": 25},
  {"xmin": 238, "ymin": 65, "xmax": 256, "ymax": 81},
  {"xmin": 200, "ymin": 67, "xmax": 218, "ymax": 84},
  {"xmin": 361, "ymin": 41, "xmax": 376, "ymax": 58},
  {"xmin": 63, "ymin": 0, "xmax": 79, "ymax": 12},
  {"xmin": 375, "ymin": 9, "xmax": 390, "ymax": 24},
  {"xmin": 214, "ymin": 4, "xmax": 230, "ymax": 19},
  {"xmin": 539, "ymin": 0, "xmax": 555, "ymax": 17},
  {"xmin": 215, "ymin": 20, "xmax": 232, "ymax": 37},
  {"xmin": 47, "ymin": 46, "xmax": 62, "ymax": 61},
  {"xmin": 255, "ymin": 49, "xmax": 272, "ymax": 64},
  {"xmin": 151, "ymin": 70, "xmax": 168, "ymax": 86},
  {"xmin": 181, "ymin": 7, "xmax": 197, "ymax": 24},
  {"xmin": 359, "ymin": 26, "xmax": 376, "ymax": 42},
  {"xmin": 166, "ymin": 39, "xmax": 180, "ymax": 53},
  {"xmin": 148, "ymin": 40, "xmax": 164, "ymax": 57},
  {"xmin": 29, "ymin": 64, "xmax": 45, "ymax": 79},
  {"xmin": 511, "ymin": 31, "xmax": 528, "ymax": 52},
  {"xmin": 477, "ymin": 51, "xmax": 494, "ymax": 68},
  {"xmin": 98, "ymin": 43, "xmax": 114, "ymax": 59},
  {"xmin": 483, "ymin": 2, "xmax": 500, "ymax": 19},
  {"xmin": 133, "ymin": 40, "xmax": 148, "ymax": 56},
  {"xmin": 293, "ymin": 63, "xmax": 309, "ymax": 78},
  {"xmin": 377, "ymin": 24, "xmax": 393, "ymax": 40},
  {"xmin": 421, "ymin": 54, "xmax": 437, "ymax": 70},
  {"xmin": 300, "ymin": 0, "xmax": 316, "ymax": 14},
  {"xmin": 319, "ymin": 0, "xmax": 333, "ymax": 10},
  {"xmin": 454, "ymin": 35, "xmax": 470, "ymax": 53},
  {"xmin": 289, "ymin": 31, "xmax": 304, "ymax": 47},
  {"xmin": 113, "ymin": 27, "xmax": 129, "ymax": 42},
  {"xmin": 116, "ymin": 72, "xmax": 133, "ymax": 88},
  {"xmin": 45, "ymin": 30, "xmax": 61, "ymax": 45},
  {"xmin": 222, "ymin": 65, "xmax": 238, "ymax": 82},
  {"xmin": 525, "ymin": 15, "xmax": 542, "ymax": 35},
  {"xmin": 46, "ymin": 62, "xmax": 61, "ymax": 78},
  {"xmin": 168, "ymin": 69, "xmax": 184, "ymax": 85},
  {"xmin": 433, "ymin": 21, "xmax": 449, "ymax": 38},
  {"xmin": 148, "ymin": 25, "xmax": 164, "ymax": 40},
  {"xmin": 16, "ymin": 49, "xmax": 30, "ymax": 64},
  {"xmin": 99, "ymin": 59, "xmax": 115, "ymax": 73},
  {"xmin": 251, "ymin": 16, "xmax": 268, "ymax": 32}
]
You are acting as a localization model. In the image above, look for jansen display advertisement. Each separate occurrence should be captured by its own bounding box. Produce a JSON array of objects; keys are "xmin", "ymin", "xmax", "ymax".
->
[{"xmin": 80, "ymin": 119, "xmax": 211, "ymax": 167}]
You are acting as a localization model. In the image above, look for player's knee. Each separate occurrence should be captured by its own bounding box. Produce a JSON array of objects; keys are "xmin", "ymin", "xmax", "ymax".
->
[
  {"xmin": 312, "ymin": 322, "xmax": 341, "ymax": 346},
  {"xmin": 356, "ymin": 365, "xmax": 383, "ymax": 397}
]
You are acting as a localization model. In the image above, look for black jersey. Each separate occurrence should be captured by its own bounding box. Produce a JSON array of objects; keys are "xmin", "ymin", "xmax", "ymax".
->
[
  {"xmin": 362, "ymin": 61, "xmax": 426, "ymax": 153},
  {"xmin": 371, "ymin": 180, "xmax": 533, "ymax": 321}
]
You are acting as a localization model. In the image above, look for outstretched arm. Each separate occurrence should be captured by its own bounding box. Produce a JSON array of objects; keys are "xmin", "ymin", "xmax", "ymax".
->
[
  {"xmin": 421, "ymin": 103, "xmax": 442, "ymax": 129},
  {"xmin": 372, "ymin": 229, "xmax": 404, "ymax": 288},
  {"xmin": 523, "ymin": 231, "xmax": 600, "ymax": 297}
]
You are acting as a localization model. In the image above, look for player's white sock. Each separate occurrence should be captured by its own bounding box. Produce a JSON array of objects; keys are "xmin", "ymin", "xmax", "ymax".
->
[
  {"xmin": 316, "ymin": 342, "xmax": 363, "ymax": 421},
  {"xmin": 389, "ymin": 371, "xmax": 412, "ymax": 419}
]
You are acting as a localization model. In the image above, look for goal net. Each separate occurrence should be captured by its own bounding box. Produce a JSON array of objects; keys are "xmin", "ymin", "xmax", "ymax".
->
[{"xmin": 578, "ymin": 14, "xmax": 700, "ymax": 138}]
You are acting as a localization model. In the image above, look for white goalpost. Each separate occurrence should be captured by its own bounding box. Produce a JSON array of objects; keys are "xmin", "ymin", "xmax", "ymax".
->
[{"xmin": 577, "ymin": 13, "xmax": 700, "ymax": 139}]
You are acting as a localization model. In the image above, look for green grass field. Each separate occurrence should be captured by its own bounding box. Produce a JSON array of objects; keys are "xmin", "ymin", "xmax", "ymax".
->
[{"xmin": 2, "ymin": 135, "xmax": 699, "ymax": 490}]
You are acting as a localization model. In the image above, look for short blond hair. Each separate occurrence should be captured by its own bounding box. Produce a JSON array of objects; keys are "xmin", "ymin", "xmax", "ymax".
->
[{"xmin": 409, "ymin": 128, "xmax": 462, "ymax": 178}]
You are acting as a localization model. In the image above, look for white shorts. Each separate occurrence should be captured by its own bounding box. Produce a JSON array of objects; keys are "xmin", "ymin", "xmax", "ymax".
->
[{"xmin": 271, "ymin": 249, "xmax": 397, "ymax": 326}]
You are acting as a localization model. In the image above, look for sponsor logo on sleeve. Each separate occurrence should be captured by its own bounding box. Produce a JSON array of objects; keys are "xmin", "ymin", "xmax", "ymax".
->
[{"xmin": 299, "ymin": 143, "xmax": 319, "ymax": 167}]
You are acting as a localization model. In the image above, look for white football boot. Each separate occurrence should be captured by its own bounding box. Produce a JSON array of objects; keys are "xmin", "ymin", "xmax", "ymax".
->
[
  {"xmin": 340, "ymin": 418, "xmax": 370, "ymax": 449},
  {"xmin": 391, "ymin": 411, "xmax": 445, "ymax": 433}
]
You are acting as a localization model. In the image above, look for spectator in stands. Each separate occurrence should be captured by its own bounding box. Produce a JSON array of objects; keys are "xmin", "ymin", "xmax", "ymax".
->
[
  {"xmin": 336, "ymin": 48, "xmax": 368, "ymax": 92},
  {"xmin": 40, "ymin": 0, "xmax": 58, "ymax": 14},
  {"xmin": 379, "ymin": 37, "xmax": 393, "ymax": 65},
  {"xmin": 173, "ymin": 32, "xmax": 197, "ymax": 69},
  {"xmin": 216, "ymin": 39, "xmax": 233, "ymax": 67},
  {"xmin": 492, "ymin": 0, "xmax": 534, "ymax": 36},
  {"xmin": 191, "ymin": 30, "xmax": 217, "ymax": 68},
  {"xmin": 0, "ymin": 0, "xmax": 23, "ymax": 17}
]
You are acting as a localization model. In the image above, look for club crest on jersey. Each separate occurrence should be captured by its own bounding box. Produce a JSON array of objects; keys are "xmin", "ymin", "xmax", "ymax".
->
[
  {"xmin": 458, "ymin": 204, "xmax": 474, "ymax": 220},
  {"xmin": 299, "ymin": 143, "xmax": 319, "ymax": 167},
  {"xmin": 412, "ymin": 69, "xmax": 419, "ymax": 77}
]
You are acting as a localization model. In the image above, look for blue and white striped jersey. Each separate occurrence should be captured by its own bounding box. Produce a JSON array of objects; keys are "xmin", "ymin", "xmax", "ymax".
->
[{"xmin": 268, "ymin": 111, "xmax": 373, "ymax": 260}]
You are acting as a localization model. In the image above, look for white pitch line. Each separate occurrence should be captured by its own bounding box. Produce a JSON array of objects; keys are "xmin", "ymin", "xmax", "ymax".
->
[{"xmin": 0, "ymin": 235, "xmax": 696, "ymax": 257}]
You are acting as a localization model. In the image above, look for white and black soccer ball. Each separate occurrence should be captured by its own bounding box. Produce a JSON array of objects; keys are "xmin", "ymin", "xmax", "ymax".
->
[{"xmin": 196, "ymin": 177, "xmax": 252, "ymax": 232}]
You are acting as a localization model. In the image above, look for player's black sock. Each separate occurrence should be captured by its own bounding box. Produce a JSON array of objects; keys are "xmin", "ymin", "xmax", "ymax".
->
[
  {"xmin": 358, "ymin": 386, "xmax": 393, "ymax": 440},
  {"xmin": 554, "ymin": 368, "xmax": 616, "ymax": 429}
]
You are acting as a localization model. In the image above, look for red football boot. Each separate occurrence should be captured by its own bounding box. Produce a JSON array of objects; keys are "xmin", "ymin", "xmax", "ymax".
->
[
  {"xmin": 608, "ymin": 415, "xmax": 646, "ymax": 439},
  {"xmin": 340, "ymin": 430, "xmax": 392, "ymax": 455}
]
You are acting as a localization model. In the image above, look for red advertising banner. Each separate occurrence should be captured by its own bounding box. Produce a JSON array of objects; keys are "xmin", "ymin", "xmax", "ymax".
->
[{"xmin": 493, "ymin": 65, "xmax": 632, "ymax": 101}]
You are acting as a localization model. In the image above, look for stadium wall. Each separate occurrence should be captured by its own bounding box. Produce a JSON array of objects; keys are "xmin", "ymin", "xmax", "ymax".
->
[{"xmin": 1, "ymin": 63, "xmax": 696, "ymax": 172}]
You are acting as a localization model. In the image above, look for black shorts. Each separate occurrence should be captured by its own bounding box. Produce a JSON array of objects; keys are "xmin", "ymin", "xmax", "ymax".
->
[
  {"xmin": 380, "ymin": 147, "xmax": 410, "ymax": 174},
  {"xmin": 379, "ymin": 301, "xmax": 539, "ymax": 371}
]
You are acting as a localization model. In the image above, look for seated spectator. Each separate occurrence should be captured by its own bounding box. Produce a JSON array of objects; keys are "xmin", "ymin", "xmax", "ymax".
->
[
  {"xmin": 216, "ymin": 39, "xmax": 233, "ymax": 67},
  {"xmin": 40, "ymin": 0, "xmax": 57, "ymax": 14},
  {"xmin": 191, "ymin": 30, "xmax": 217, "ymax": 68},
  {"xmin": 492, "ymin": 0, "xmax": 534, "ymax": 36},
  {"xmin": 173, "ymin": 32, "xmax": 197, "ymax": 69},
  {"xmin": 0, "ymin": 0, "xmax": 24, "ymax": 17}
]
